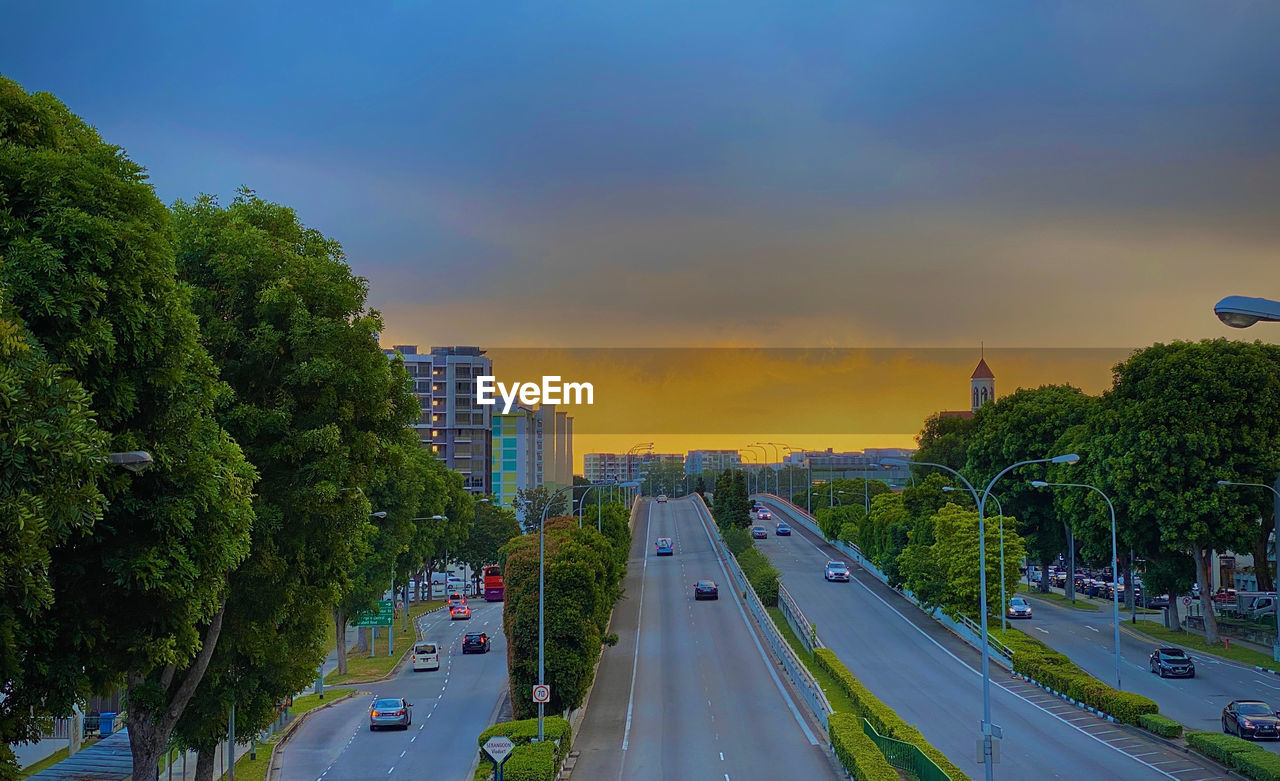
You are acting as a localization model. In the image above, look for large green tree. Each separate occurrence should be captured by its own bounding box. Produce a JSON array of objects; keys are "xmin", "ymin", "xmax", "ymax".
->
[
  {"xmin": 914, "ymin": 412, "xmax": 976, "ymax": 474},
  {"xmin": 0, "ymin": 77, "xmax": 256, "ymax": 776},
  {"xmin": 457, "ymin": 499, "xmax": 522, "ymax": 584},
  {"xmin": 167, "ymin": 192, "xmax": 419, "ymax": 774},
  {"xmin": 900, "ymin": 504, "xmax": 1025, "ymax": 620},
  {"xmin": 0, "ymin": 299, "xmax": 107, "ymax": 779},
  {"xmin": 964, "ymin": 385, "xmax": 1095, "ymax": 593},
  {"xmin": 1084, "ymin": 340, "xmax": 1280, "ymax": 643},
  {"xmin": 515, "ymin": 484, "xmax": 569, "ymax": 530}
]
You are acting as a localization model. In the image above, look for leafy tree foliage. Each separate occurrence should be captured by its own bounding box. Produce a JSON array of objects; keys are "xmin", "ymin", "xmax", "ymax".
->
[
  {"xmin": 458, "ymin": 498, "xmax": 522, "ymax": 585},
  {"xmin": 515, "ymin": 485, "xmax": 569, "ymax": 530},
  {"xmin": 900, "ymin": 504, "xmax": 1025, "ymax": 620},
  {"xmin": 0, "ymin": 299, "xmax": 106, "ymax": 777},
  {"xmin": 0, "ymin": 77, "xmax": 256, "ymax": 777},
  {"xmin": 168, "ymin": 191, "xmax": 420, "ymax": 766},
  {"xmin": 914, "ymin": 413, "xmax": 976, "ymax": 473},
  {"xmin": 712, "ymin": 469, "xmax": 751, "ymax": 529}
]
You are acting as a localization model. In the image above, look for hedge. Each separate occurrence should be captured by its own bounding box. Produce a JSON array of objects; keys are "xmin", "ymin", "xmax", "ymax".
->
[
  {"xmin": 477, "ymin": 716, "xmax": 572, "ymax": 775},
  {"xmin": 996, "ymin": 629, "xmax": 1157, "ymax": 725},
  {"xmin": 498, "ymin": 741, "xmax": 558, "ymax": 781},
  {"xmin": 1187, "ymin": 731, "xmax": 1280, "ymax": 781},
  {"xmin": 736, "ymin": 546, "xmax": 780, "ymax": 606},
  {"xmin": 827, "ymin": 713, "xmax": 899, "ymax": 781},
  {"xmin": 814, "ymin": 648, "xmax": 971, "ymax": 780},
  {"xmin": 1138, "ymin": 713, "xmax": 1183, "ymax": 738}
]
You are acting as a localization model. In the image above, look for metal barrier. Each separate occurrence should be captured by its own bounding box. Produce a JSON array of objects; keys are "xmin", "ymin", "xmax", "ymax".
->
[
  {"xmin": 777, "ymin": 582, "xmax": 821, "ymax": 652},
  {"xmin": 957, "ymin": 613, "xmax": 1014, "ymax": 660},
  {"xmin": 861, "ymin": 719, "xmax": 950, "ymax": 781},
  {"xmin": 691, "ymin": 496, "xmax": 833, "ymax": 730}
]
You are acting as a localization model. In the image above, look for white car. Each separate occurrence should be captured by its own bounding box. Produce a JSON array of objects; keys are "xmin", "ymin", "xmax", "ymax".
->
[
  {"xmin": 657, "ymin": 495, "xmax": 668, "ymax": 503},
  {"xmin": 1007, "ymin": 597, "xmax": 1033, "ymax": 619},
  {"xmin": 824, "ymin": 561, "xmax": 850, "ymax": 582},
  {"xmin": 411, "ymin": 641, "xmax": 439, "ymax": 671}
]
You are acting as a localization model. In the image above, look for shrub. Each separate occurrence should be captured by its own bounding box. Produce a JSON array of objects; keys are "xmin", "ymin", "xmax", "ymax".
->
[
  {"xmin": 1186, "ymin": 732, "xmax": 1280, "ymax": 780},
  {"xmin": 477, "ymin": 716, "xmax": 572, "ymax": 770},
  {"xmin": 814, "ymin": 649, "xmax": 972, "ymax": 781},
  {"xmin": 1138, "ymin": 713, "xmax": 1183, "ymax": 738},
  {"xmin": 827, "ymin": 713, "xmax": 898, "ymax": 781},
  {"xmin": 724, "ymin": 526, "xmax": 752, "ymax": 556},
  {"xmin": 499, "ymin": 741, "xmax": 557, "ymax": 781},
  {"xmin": 737, "ymin": 547, "xmax": 780, "ymax": 606}
]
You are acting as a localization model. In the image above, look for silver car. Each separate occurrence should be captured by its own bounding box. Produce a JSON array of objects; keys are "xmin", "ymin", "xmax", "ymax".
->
[
  {"xmin": 824, "ymin": 561, "xmax": 850, "ymax": 582},
  {"xmin": 369, "ymin": 697, "xmax": 412, "ymax": 731}
]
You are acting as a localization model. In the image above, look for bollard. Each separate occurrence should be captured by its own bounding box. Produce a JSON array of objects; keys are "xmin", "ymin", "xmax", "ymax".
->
[{"xmin": 1225, "ymin": 638, "xmax": 1230, "ymax": 651}]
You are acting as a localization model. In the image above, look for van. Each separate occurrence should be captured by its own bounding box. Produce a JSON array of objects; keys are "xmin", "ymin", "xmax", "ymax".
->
[{"xmin": 412, "ymin": 641, "xmax": 439, "ymax": 671}]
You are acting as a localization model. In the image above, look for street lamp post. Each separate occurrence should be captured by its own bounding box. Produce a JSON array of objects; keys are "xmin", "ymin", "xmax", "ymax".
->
[
  {"xmin": 944, "ymin": 487, "xmax": 1008, "ymax": 631},
  {"xmin": 537, "ymin": 483, "xmax": 578, "ymax": 742},
  {"xmin": 1217, "ymin": 479, "xmax": 1280, "ymax": 661},
  {"xmin": 1031, "ymin": 480, "xmax": 1121, "ymax": 690},
  {"xmin": 746, "ymin": 444, "xmax": 769, "ymax": 494},
  {"xmin": 885, "ymin": 454, "xmax": 1078, "ymax": 781}
]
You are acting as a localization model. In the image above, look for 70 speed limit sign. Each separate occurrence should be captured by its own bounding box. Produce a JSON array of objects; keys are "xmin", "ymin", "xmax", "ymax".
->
[{"xmin": 532, "ymin": 684, "xmax": 551, "ymax": 703}]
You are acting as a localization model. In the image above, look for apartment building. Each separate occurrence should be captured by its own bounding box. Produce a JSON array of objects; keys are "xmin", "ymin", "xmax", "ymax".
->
[
  {"xmin": 491, "ymin": 405, "xmax": 542, "ymax": 512},
  {"xmin": 584, "ymin": 452, "xmax": 684, "ymax": 483},
  {"xmin": 685, "ymin": 450, "xmax": 742, "ymax": 475}
]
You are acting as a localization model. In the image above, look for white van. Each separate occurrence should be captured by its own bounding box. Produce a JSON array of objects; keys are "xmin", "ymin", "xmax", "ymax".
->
[{"xmin": 411, "ymin": 641, "xmax": 440, "ymax": 671}]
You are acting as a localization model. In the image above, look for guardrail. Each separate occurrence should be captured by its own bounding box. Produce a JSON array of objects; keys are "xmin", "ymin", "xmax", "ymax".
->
[
  {"xmin": 691, "ymin": 495, "xmax": 833, "ymax": 730},
  {"xmin": 777, "ymin": 582, "xmax": 822, "ymax": 652},
  {"xmin": 862, "ymin": 718, "xmax": 950, "ymax": 781}
]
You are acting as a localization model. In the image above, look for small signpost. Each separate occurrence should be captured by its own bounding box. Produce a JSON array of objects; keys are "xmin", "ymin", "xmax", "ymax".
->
[
  {"xmin": 532, "ymin": 684, "xmax": 551, "ymax": 704},
  {"xmin": 483, "ymin": 735, "xmax": 515, "ymax": 781},
  {"xmin": 1182, "ymin": 596, "xmax": 1192, "ymax": 607}
]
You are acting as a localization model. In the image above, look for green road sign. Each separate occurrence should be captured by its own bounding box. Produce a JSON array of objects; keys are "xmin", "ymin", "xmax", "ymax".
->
[{"xmin": 353, "ymin": 600, "xmax": 394, "ymax": 627}]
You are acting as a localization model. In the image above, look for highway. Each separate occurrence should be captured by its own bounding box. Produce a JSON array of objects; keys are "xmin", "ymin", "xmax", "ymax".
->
[
  {"xmin": 274, "ymin": 602, "xmax": 507, "ymax": 781},
  {"xmin": 1012, "ymin": 589, "xmax": 1280, "ymax": 754},
  {"xmin": 760, "ymin": 498, "xmax": 1229, "ymax": 780},
  {"xmin": 572, "ymin": 497, "xmax": 839, "ymax": 781}
]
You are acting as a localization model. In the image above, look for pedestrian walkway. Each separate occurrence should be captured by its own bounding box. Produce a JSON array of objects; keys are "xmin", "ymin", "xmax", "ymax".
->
[{"xmin": 25, "ymin": 731, "xmax": 131, "ymax": 781}]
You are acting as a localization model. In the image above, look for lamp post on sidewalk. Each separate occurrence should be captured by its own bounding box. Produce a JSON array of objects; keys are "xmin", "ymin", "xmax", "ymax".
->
[
  {"xmin": 885, "ymin": 454, "xmax": 1079, "ymax": 781},
  {"xmin": 1217, "ymin": 479, "xmax": 1280, "ymax": 661},
  {"xmin": 1031, "ymin": 480, "xmax": 1121, "ymax": 690}
]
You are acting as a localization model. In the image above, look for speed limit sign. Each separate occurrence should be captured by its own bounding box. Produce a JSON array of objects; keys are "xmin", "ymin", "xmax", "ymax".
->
[{"xmin": 532, "ymin": 684, "xmax": 551, "ymax": 703}]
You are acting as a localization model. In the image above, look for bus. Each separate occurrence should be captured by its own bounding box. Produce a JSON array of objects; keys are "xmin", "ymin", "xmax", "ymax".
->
[{"xmin": 482, "ymin": 565, "xmax": 504, "ymax": 602}]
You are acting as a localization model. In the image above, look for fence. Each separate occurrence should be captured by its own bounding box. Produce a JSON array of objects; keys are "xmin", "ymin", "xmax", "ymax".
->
[
  {"xmin": 862, "ymin": 719, "xmax": 951, "ymax": 781},
  {"xmin": 777, "ymin": 582, "xmax": 821, "ymax": 653},
  {"xmin": 690, "ymin": 495, "xmax": 833, "ymax": 730}
]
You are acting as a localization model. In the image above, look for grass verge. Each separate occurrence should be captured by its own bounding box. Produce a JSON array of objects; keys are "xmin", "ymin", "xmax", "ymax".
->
[
  {"xmin": 1125, "ymin": 622, "xmax": 1280, "ymax": 673},
  {"xmin": 766, "ymin": 607, "xmax": 858, "ymax": 715},
  {"xmin": 1016, "ymin": 584, "xmax": 1099, "ymax": 611},
  {"xmin": 325, "ymin": 601, "xmax": 442, "ymax": 685}
]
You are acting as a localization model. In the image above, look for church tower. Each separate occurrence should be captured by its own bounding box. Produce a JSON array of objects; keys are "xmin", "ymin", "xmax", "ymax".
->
[{"xmin": 970, "ymin": 354, "xmax": 995, "ymax": 412}]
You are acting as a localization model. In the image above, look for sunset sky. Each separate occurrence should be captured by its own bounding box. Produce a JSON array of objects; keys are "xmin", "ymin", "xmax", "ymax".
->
[{"xmin": 7, "ymin": 3, "xmax": 1280, "ymax": 465}]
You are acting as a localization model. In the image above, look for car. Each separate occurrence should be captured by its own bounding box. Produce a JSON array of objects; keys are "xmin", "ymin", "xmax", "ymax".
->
[
  {"xmin": 751, "ymin": 526, "xmax": 768, "ymax": 539},
  {"xmin": 411, "ymin": 641, "xmax": 439, "ymax": 671},
  {"xmin": 1006, "ymin": 597, "xmax": 1033, "ymax": 619},
  {"xmin": 824, "ymin": 561, "xmax": 850, "ymax": 582},
  {"xmin": 775, "ymin": 522, "xmax": 791, "ymax": 536},
  {"xmin": 655, "ymin": 537, "xmax": 674, "ymax": 556},
  {"xmin": 462, "ymin": 632, "xmax": 491, "ymax": 654},
  {"xmin": 1149, "ymin": 647, "xmax": 1194, "ymax": 678},
  {"xmin": 757, "ymin": 509, "xmax": 772, "ymax": 521},
  {"xmin": 448, "ymin": 592, "xmax": 466, "ymax": 606},
  {"xmin": 1146, "ymin": 594, "xmax": 1170, "ymax": 609},
  {"xmin": 1223, "ymin": 700, "xmax": 1280, "ymax": 740},
  {"xmin": 694, "ymin": 580, "xmax": 719, "ymax": 600},
  {"xmin": 450, "ymin": 603, "xmax": 471, "ymax": 620},
  {"xmin": 657, "ymin": 494, "xmax": 667, "ymax": 503},
  {"xmin": 369, "ymin": 697, "xmax": 412, "ymax": 730}
]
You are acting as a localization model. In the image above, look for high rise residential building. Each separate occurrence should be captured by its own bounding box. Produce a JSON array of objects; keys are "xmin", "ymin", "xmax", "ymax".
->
[
  {"xmin": 492, "ymin": 405, "xmax": 542, "ymax": 516},
  {"xmin": 535, "ymin": 405, "xmax": 573, "ymax": 489},
  {"xmin": 584, "ymin": 452, "xmax": 684, "ymax": 483},
  {"xmin": 383, "ymin": 345, "xmax": 493, "ymax": 494},
  {"xmin": 685, "ymin": 450, "xmax": 742, "ymax": 475}
]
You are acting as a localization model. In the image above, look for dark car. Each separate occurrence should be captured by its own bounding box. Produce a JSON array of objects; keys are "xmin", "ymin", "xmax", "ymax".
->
[
  {"xmin": 751, "ymin": 526, "xmax": 768, "ymax": 539},
  {"xmin": 369, "ymin": 697, "xmax": 412, "ymax": 731},
  {"xmin": 1149, "ymin": 647, "xmax": 1194, "ymax": 678},
  {"xmin": 694, "ymin": 580, "xmax": 719, "ymax": 600},
  {"xmin": 1223, "ymin": 700, "xmax": 1280, "ymax": 740},
  {"xmin": 1145, "ymin": 594, "xmax": 1170, "ymax": 609},
  {"xmin": 462, "ymin": 632, "xmax": 491, "ymax": 654},
  {"xmin": 775, "ymin": 522, "xmax": 791, "ymax": 536}
]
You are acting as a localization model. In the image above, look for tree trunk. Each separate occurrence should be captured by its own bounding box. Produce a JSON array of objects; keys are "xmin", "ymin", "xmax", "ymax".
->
[
  {"xmin": 333, "ymin": 608, "xmax": 348, "ymax": 676},
  {"xmin": 1255, "ymin": 523, "xmax": 1274, "ymax": 592},
  {"xmin": 1039, "ymin": 554, "xmax": 1051, "ymax": 594},
  {"xmin": 195, "ymin": 747, "xmax": 215, "ymax": 781},
  {"xmin": 1124, "ymin": 565, "xmax": 1134, "ymax": 611},
  {"xmin": 1191, "ymin": 545, "xmax": 1219, "ymax": 644},
  {"xmin": 357, "ymin": 626, "xmax": 368, "ymax": 652},
  {"xmin": 1168, "ymin": 592, "xmax": 1182, "ymax": 629}
]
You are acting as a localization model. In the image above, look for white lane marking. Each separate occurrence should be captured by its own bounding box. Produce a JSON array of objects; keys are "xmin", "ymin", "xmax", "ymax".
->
[
  {"xmin": 692, "ymin": 499, "xmax": 819, "ymax": 746},
  {"xmin": 1036, "ymin": 627, "xmax": 1050, "ymax": 634},
  {"xmin": 719, "ymin": 752, "xmax": 724, "ymax": 761},
  {"xmin": 387, "ymin": 767, "xmax": 394, "ymax": 775},
  {"xmin": 620, "ymin": 502, "xmax": 654, "ymax": 754},
  {"xmin": 767, "ymin": 501, "xmax": 1185, "ymax": 778}
]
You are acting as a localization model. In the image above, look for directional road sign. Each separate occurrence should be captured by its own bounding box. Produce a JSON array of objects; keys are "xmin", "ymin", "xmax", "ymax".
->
[{"xmin": 353, "ymin": 600, "xmax": 394, "ymax": 627}]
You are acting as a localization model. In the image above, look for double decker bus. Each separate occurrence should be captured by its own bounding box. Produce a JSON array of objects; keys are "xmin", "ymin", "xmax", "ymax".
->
[{"xmin": 482, "ymin": 565, "xmax": 504, "ymax": 602}]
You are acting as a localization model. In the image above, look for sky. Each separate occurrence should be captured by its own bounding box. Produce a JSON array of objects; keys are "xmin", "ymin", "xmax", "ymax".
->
[{"xmin": 6, "ymin": 2, "xmax": 1280, "ymax": 461}]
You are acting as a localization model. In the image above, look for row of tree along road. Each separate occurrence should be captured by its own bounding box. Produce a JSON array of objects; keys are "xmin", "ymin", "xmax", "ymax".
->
[{"xmin": 0, "ymin": 78, "xmax": 521, "ymax": 780}]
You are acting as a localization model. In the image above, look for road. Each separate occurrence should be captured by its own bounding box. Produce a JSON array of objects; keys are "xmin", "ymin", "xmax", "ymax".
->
[
  {"xmin": 759, "ymin": 498, "xmax": 1230, "ymax": 780},
  {"xmin": 572, "ymin": 497, "xmax": 839, "ymax": 781},
  {"xmin": 275, "ymin": 602, "xmax": 507, "ymax": 781},
  {"xmin": 1013, "ymin": 589, "xmax": 1280, "ymax": 754}
]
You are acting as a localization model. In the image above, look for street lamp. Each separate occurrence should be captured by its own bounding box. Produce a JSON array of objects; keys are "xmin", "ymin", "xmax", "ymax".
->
[
  {"xmin": 106, "ymin": 450, "xmax": 153, "ymax": 472},
  {"xmin": 1031, "ymin": 479, "xmax": 1122, "ymax": 690},
  {"xmin": 1214, "ymin": 296, "xmax": 1280, "ymax": 328},
  {"xmin": 1217, "ymin": 479, "xmax": 1280, "ymax": 661},
  {"xmin": 746, "ymin": 444, "xmax": 770, "ymax": 494},
  {"xmin": 884, "ymin": 454, "xmax": 1079, "ymax": 781}
]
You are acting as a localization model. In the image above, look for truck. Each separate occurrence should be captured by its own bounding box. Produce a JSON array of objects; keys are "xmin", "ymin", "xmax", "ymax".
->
[{"xmin": 1234, "ymin": 591, "xmax": 1278, "ymax": 619}]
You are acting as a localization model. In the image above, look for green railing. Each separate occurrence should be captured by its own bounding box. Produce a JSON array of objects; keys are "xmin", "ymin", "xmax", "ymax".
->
[{"xmin": 862, "ymin": 718, "xmax": 952, "ymax": 781}]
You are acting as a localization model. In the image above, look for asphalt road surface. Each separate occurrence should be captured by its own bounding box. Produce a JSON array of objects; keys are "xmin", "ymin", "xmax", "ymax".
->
[
  {"xmin": 1013, "ymin": 589, "xmax": 1280, "ymax": 754},
  {"xmin": 275, "ymin": 602, "xmax": 507, "ymax": 781},
  {"xmin": 572, "ymin": 497, "xmax": 839, "ymax": 781},
  {"xmin": 760, "ymin": 498, "xmax": 1230, "ymax": 780}
]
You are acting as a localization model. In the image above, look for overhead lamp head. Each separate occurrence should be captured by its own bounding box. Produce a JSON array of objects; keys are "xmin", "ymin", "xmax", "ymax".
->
[
  {"xmin": 108, "ymin": 450, "xmax": 153, "ymax": 473},
  {"xmin": 1050, "ymin": 453, "xmax": 1080, "ymax": 465},
  {"xmin": 1215, "ymin": 296, "xmax": 1280, "ymax": 328},
  {"xmin": 1030, "ymin": 480, "xmax": 1049, "ymax": 488}
]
